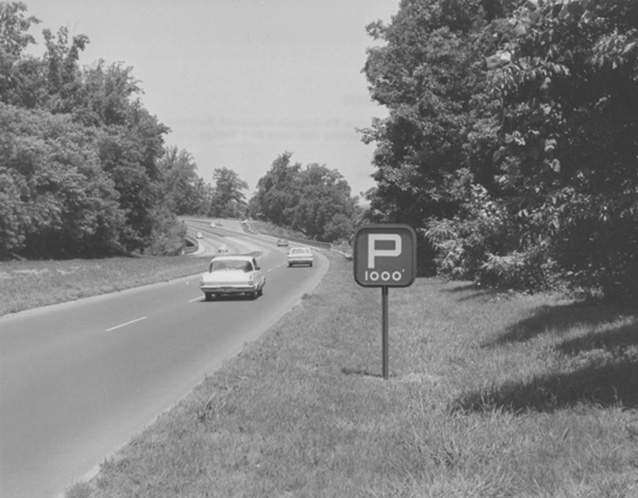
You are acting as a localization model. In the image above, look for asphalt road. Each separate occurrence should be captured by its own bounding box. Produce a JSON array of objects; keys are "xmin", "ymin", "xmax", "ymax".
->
[{"xmin": 0, "ymin": 220, "xmax": 328, "ymax": 498}]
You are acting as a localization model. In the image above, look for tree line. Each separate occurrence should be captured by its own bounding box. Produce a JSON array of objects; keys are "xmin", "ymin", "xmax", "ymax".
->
[
  {"xmin": 0, "ymin": 2, "xmax": 359, "ymax": 259},
  {"xmin": 6, "ymin": 0, "xmax": 635, "ymax": 301},
  {"xmin": 1, "ymin": 2, "xmax": 184, "ymax": 257},
  {"xmin": 361, "ymin": 0, "xmax": 638, "ymax": 301}
]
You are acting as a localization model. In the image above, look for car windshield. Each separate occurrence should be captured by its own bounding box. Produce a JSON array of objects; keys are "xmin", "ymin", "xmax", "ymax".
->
[{"xmin": 210, "ymin": 260, "xmax": 252, "ymax": 272}]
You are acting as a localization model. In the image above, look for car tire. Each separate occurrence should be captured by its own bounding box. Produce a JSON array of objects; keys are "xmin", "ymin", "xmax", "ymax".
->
[{"xmin": 205, "ymin": 292, "xmax": 213, "ymax": 301}]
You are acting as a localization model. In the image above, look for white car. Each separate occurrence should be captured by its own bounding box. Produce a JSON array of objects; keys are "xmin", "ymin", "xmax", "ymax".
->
[
  {"xmin": 200, "ymin": 255, "xmax": 265, "ymax": 300},
  {"xmin": 287, "ymin": 247, "xmax": 313, "ymax": 267}
]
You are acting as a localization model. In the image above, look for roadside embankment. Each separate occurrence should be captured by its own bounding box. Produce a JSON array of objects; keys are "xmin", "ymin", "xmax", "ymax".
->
[{"xmin": 0, "ymin": 256, "xmax": 209, "ymax": 317}]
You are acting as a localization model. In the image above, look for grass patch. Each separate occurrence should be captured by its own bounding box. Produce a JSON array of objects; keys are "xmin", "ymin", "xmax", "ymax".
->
[
  {"xmin": 63, "ymin": 252, "xmax": 638, "ymax": 497},
  {"xmin": 0, "ymin": 256, "xmax": 209, "ymax": 317}
]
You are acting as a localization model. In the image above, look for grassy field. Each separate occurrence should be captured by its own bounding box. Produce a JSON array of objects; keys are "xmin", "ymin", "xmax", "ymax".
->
[
  {"xmin": 0, "ymin": 255, "xmax": 210, "ymax": 317},
  {"xmin": 64, "ymin": 250, "xmax": 637, "ymax": 498}
]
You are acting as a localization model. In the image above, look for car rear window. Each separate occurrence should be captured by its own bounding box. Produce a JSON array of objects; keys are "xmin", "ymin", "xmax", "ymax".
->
[{"xmin": 211, "ymin": 260, "xmax": 253, "ymax": 272}]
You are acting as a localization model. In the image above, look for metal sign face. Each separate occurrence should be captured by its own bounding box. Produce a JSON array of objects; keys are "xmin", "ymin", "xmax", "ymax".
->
[{"xmin": 354, "ymin": 224, "xmax": 417, "ymax": 287}]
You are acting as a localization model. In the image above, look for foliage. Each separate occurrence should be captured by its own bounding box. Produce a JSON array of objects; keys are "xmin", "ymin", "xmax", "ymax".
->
[
  {"xmin": 2, "ymin": 2, "xmax": 360, "ymax": 257},
  {"xmin": 145, "ymin": 206, "xmax": 187, "ymax": 256},
  {"xmin": 290, "ymin": 163, "xmax": 357, "ymax": 240},
  {"xmin": 0, "ymin": 1, "xmax": 40, "ymax": 105},
  {"xmin": 489, "ymin": 0, "xmax": 638, "ymax": 299},
  {"xmin": 0, "ymin": 1, "xmax": 195, "ymax": 258},
  {"xmin": 363, "ymin": 0, "xmax": 638, "ymax": 300},
  {"xmin": 157, "ymin": 146, "xmax": 207, "ymax": 216},
  {"xmin": 0, "ymin": 103, "xmax": 125, "ymax": 257},
  {"xmin": 249, "ymin": 152, "xmax": 301, "ymax": 227},
  {"xmin": 208, "ymin": 167, "xmax": 248, "ymax": 218},
  {"xmin": 249, "ymin": 153, "xmax": 359, "ymax": 242}
]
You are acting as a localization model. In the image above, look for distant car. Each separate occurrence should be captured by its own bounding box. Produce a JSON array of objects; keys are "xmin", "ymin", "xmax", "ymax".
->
[
  {"xmin": 276, "ymin": 239, "xmax": 289, "ymax": 247},
  {"xmin": 200, "ymin": 255, "xmax": 265, "ymax": 301},
  {"xmin": 196, "ymin": 232, "xmax": 203, "ymax": 239},
  {"xmin": 287, "ymin": 247, "xmax": 313, "ymax": 267},
  {"xmin": 217, "ymin": 244, "xmax": 229, "ymax": 253}
]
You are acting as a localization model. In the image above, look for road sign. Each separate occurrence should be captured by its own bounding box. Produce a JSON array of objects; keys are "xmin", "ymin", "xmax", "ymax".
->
[
  {"xmin": 352, "ymin": 224, "xmax": 417, "ymax": 379},
  {"xmin": 353, "ymin": 224, "xmax": 417, "ymax": 288}
]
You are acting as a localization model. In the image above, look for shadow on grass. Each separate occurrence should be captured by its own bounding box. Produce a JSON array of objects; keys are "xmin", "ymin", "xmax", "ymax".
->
[
  {"xmin": 486, "ymin": 300, "xmax": 637, "ymax": 346},
  {"xmin": 452, "ymin": 359, "xmax": 638, "ymax": 414},
  {"xmin": 439, "ymin": 282, "xmax": 503, "ymax": 302},
  {"xmin": 455, "ymin": 316, "xmax": 638, "ymax": 413},
  {"xmin": 557, "ymin": 321, "xmax": 638, "ymax": 356}
]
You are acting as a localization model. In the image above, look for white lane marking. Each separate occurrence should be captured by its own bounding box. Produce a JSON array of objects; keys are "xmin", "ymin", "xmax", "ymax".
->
[
  {"xmin": 105, "ymin": 316, "xmax": 147, "ymax": 332},
  {"xmin": 189, "ymin": 296, "xmax": 203, "ymax": 303}
]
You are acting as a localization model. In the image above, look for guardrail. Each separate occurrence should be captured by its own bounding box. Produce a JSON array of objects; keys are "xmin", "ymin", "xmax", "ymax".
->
[
  {"xmin": 241, "ymin": 221, "xmax": 333, "ymax": 250},
  {"xmin": 284, "ymin": 236, "xmax": 332, "ymax": 250},
  {"xmin": 183, "ymin": 235, "xmax": 198, "ymax": 254}
]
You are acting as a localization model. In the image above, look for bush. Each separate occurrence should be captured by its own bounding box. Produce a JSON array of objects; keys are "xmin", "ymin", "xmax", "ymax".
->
[{"xmin": 146, "ymin": 210, "xmax": 187, "ymax": 256}]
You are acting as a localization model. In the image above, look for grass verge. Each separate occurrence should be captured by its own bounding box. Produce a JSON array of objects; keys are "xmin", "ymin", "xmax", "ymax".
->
[
  {"xmin": 0, "ymin": 256, "xmax": 209, "ymax": 317},
  {"xmin": 65, "ymin": 250, "xmax": 638, "ymax": 497}
]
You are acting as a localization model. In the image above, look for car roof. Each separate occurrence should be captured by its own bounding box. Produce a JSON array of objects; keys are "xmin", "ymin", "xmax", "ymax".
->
[{"xmin": 290, "ymin": 247, "xmax": 311, "ymax": 252}]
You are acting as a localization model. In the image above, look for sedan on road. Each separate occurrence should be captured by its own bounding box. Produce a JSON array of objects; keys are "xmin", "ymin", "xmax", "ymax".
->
[
  {"xmin": 200, "ymin": 255, "xmax": 265, "ymax": 300},
  {"xmin": 287, "ymin": 247, "xmax": 313, "ymax": 267}
]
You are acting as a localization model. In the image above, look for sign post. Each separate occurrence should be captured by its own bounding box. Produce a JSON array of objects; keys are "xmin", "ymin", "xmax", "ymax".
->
[{"xmin": 354, "ymin": 224, "xmax": 417, "ymax": 379}]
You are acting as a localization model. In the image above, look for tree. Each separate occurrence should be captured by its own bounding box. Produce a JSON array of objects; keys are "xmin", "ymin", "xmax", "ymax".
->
[
  {"xmin": 361, "ymin": 0, "xmax": 497, "ymax": 227},
  {"xmin": 484, "ymin": 0, "xmax": 638, "ymax": 297},
  {"xmin": 0, "ymin": 2, "xmax": 201, "ymax": 259},
  {"xmin": 0, "ymin": 1, "xmax": 41, "ymax": 106},
  {"xmin": 0, "ymin": 102, "xmax": 125, "ymax": 257},
  {"xmin": 250, "ymin": 153, "xmax": 358, "ymax": 242},
  {"xmin": 41, "ymin": 26, "xmax": 89, "ymax": 114},
  {"xmin": 363, "ymin": 0, "xmax": 638, "ymax": 297},
  {"xmin": 291, "ymin": 164, "xmax": 356, "ymax": 241},
  {"xmin": 73, "ymin": 61, "xmax": 141, "ymax": 127},
  {"xmin": 209, "ymin": 167, "xmax": 248, "ymax": 218},
  {"xmin": 158, "ymin": 146, "xmax": 206, "ymax": 215},
  {"xmin": 249, "ymin": 152, "xmax": 301, "ymax": 226}
]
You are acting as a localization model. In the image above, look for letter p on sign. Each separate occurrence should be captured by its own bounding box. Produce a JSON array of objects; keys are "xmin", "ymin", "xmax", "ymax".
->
[
  {"xmin": 367, "ymin": 234, "xmax": 401, "ymax": 268},
  {"xmin": 354, "ymin": 224, "xmax": 417, "ymax": 287}
]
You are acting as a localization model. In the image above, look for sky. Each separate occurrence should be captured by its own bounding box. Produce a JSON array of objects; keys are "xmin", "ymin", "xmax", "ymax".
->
[{"xmin": 22, "ymin": 0, "xmax": 399, "ymax": 199}]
